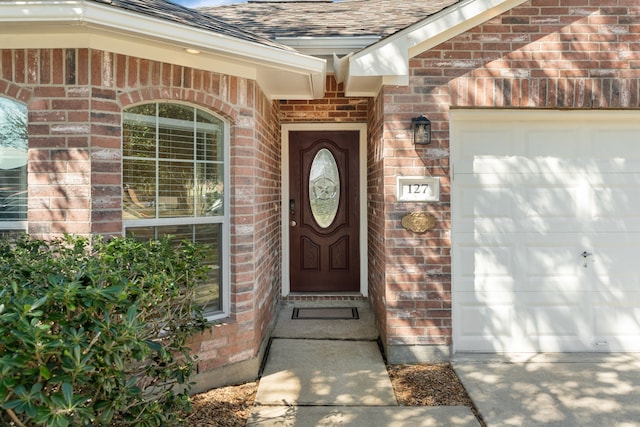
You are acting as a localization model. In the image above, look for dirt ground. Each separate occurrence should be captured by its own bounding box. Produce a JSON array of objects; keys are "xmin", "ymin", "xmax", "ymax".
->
[
  {"xmin": 188, "ymin": 381, "xmax": 258, "ymax": 427},
  {"xmin": 187, "ymin": 364, "xmax": 481, "ymax": 427}
]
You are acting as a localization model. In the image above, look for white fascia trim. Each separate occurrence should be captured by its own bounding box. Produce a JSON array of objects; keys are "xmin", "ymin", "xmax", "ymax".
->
[
  {"xmin": 0, "ymin": 1, "xmax": 84, "ymax": 21},
  {"xmin": 382, "ymin": 75, "xmax": 409, "ymax": 86},
  {"xmin": 0, "ymin": 30, "xmax": 258, "ymax": 79},
  {"xmin": 80, "ymin": 2, "xmax": 326, "ymax": 76},
  {"xmin": 349, "ymin": 38, "xmax": 410, "ymax": 78},
  {"xmin": 405, "ymin": 0, "xmax": 529, "ymax": 58},
  {"xmin": 0, "ymin": 1, "xmax": 326, "ymax": 96},
  {"xmin": 343, "ymin": 75, "xmax": 382, "ymax": 98},
  {"xmin": 343, "ymin": 0, "xmax": 527, "ymax": 95},
  {"xmin": 310, "ymin": 71, "xmax": 327, "ymax": 99}
]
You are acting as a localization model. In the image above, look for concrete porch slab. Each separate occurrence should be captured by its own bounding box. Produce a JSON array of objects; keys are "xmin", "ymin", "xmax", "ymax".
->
[
  {"xmin": 246, "ymin": 405, "xmax": 481, "ymax": 426},
  {"xmin": 256, "ymin": 339, "xmax": 396, "ymax": 406},
  {"xmin": 273, "ymin": 300, "xmax": 378, "ymax": 340}
]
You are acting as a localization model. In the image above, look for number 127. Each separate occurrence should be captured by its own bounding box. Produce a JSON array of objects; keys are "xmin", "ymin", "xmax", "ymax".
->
[{"xmin": 407, "ymin": 184, "xmax": 430, "ymax": 194}]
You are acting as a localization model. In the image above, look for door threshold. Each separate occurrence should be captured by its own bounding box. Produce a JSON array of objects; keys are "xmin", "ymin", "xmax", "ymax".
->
[{"xmin": 283, "ymin": 293, "xmax": 367, "ymax": 304}]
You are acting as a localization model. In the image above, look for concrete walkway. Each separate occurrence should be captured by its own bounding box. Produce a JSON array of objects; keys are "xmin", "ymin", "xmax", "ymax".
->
[
  {"xmin": 247, "ymin": 300, "xmax": 480, "ymax": 426},
  {"xmin": 454, "ymin": 353, "xmax": 640, "ymax": 427}
]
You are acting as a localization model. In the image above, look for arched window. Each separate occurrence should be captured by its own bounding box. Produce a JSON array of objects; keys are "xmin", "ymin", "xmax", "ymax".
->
[
  {"xmin": 0, "ymin": 97, "xmax": 28, "ymax": 234},
  {"xmin": 122, "ymin": 103, "xmax": 229, "ymax": 318}
]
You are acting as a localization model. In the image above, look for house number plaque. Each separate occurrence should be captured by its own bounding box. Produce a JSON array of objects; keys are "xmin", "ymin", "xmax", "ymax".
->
[
  {"xmin": 401, "ymin": 211, "xmax": 436, "ymax": 234},
  {"xmin": 397, "ymin": 176, "xmax": 440, "ymax": 202}
]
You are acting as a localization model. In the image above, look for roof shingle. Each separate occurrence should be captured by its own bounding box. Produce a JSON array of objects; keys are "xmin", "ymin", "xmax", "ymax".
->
[
  {"xmin": 199, "ymin": 0, "xmax": 461, "ymax": 40},
  {"xmin": 90, "ymin": 0, "xmax": 296, "ymax": 51}
]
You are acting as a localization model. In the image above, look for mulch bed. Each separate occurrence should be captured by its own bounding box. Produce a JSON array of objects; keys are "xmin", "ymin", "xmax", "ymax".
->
[
  {"xmin": 188, "ymin": 381, "xmax": 258, "ymax": 427},
  {"xmin": 187, "ymin": 364, "xmax": 483, "ymax": 427},
  {"xmin": 387, "ymin": 363, "xmax": 473, "ymax": 406}
]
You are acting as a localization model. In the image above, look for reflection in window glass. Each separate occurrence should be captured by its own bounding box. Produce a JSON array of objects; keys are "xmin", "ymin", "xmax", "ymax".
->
[
  {"xmin": 0, "ymin": 97, "xmax": 28, "ymax": 233},
  {"xmin": 123, "ymin": 105, "xmax": 224, "ymax": 220},
  {"xmin": 123, "ymin": 103, "xmax": 226, "ymax": 316},
  {"xmin": 122, "ymin": 104, "xmax": 156, "ymax": 158},
  {"xmin": 125, "ymin": 224, "xmax": 222, "ymax": 315}
]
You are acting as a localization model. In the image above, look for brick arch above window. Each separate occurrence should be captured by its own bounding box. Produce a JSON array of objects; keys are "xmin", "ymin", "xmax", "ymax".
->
[{"xmin": 0, "ymin": 80, "xmax": 33, "ymax": 104}]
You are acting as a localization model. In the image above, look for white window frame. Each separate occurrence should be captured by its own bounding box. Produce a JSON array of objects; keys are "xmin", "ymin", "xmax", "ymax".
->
[
  {"xmin": 0, "ymin": 96, "xmax": 28, "ymax": 233},
  {"xmin": 121, "ymin": 102, "xmax": 230, "ymax": 320}
]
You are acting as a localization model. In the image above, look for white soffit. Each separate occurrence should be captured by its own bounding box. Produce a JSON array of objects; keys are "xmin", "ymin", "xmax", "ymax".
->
[
  {"xmin": 276, "ymin": 36, "xmax": 382, "ymax": 56},
  {"xmin": 340, "ymin": 0, "xmax": 527, "ymax": 96},
  {"xmin": 0, "ymin": 1, "xmax": 326, "ymax": 100}
]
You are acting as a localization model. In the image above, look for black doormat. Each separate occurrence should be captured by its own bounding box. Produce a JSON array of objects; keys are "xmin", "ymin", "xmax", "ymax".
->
[{"xmin": 292, "ymin": 307, "xmax": 359, "ymax": 320}]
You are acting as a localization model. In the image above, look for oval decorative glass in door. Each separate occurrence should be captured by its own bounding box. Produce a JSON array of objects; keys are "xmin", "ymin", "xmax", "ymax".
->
[{"xmin": 309, "ymin": 148, "xmax": 340, "ymax": 228}]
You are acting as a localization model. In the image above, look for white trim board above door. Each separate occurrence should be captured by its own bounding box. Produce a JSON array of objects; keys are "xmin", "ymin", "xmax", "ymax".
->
[{"xmin": 281, "ymin": 123, "xmax": 368, "ymax": 297}]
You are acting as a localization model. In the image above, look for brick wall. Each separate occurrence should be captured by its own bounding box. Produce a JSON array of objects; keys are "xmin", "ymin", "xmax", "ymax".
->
[
  {"xmin": 377, "ymin": 82, "xmax": 453, "ymax": 362},
  {"xmin": 0, "ymin": 48, "xmax": 282, "ymax": 385},
  {"xmin": 380, "ymin": 0, "xmax": 640, "ymax": 361},
  {"xmin": 2, "ymin": 49, "xmax": 95, "ymax": 236},
  {"xmin": 280, "ymin": 76, "xmax": 368, "ymax": 122},
  {"xmin": 446, "ymin": 1, "xmax": 640, "ymax": 108},
  {"xmin": 366, "ymin": 91, "xmax": 388, "ymax": 348},
  {"xmin": 249, "ymin": 83, "xmax": 282, "ymax": 354}
]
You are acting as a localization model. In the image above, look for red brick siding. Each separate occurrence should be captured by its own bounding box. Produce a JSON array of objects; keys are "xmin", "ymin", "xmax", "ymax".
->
[
  {"xmin": 444, "ymin": 2, "xmax": 640, "ymax": 108},
  {"xmin": 253, "ymin": 95, "xmax": 283, "ymax": 343},
  {"xmin": 16, "ymin": 49, "xmax": 95, "ymax": 236},
  {"xmin": 280, "ymin": 76, "xmax": 369, "ymax": 122},
  {"xmin": 382, "ymin": 0, "xmax": 640, "ymax": 350},
  {"xmin": 0, "ymin": 48, "xmax": 282, "ymax": 377},
  {"xmin": 378, "ymin": 83, "xmax": 453, "ymax": 348},
  {"xmin": 366, "ymin": 92, "xmax": 388, "ymax": 347}
]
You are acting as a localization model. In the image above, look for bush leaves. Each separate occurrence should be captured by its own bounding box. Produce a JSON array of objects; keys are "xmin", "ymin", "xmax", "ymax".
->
[{"xmin": 0, "ymin": 235, "xmax": 210, "ymax": 426}]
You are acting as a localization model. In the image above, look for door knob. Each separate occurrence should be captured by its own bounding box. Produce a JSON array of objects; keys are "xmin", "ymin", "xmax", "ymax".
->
[{"xmin": 580, "ymin": 251, "xmax": 592, "ymax": 258}]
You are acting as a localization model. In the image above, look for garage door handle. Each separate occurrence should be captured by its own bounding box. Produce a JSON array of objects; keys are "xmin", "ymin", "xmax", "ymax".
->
[{"xmin": 580, "ymin": 251, "xmax": 592, "ymax": 258}]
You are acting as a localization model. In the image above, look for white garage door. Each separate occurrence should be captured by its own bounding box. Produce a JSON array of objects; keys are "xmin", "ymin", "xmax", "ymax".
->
[{"xmin": 451, "ymin": 110, "xmax": 640, "ymax": 353}]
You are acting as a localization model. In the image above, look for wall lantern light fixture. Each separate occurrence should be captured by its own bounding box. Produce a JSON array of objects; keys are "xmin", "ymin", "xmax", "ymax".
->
[{"xmin": 412, "ymin": 115, "xmax": 431, "ymax": 145}]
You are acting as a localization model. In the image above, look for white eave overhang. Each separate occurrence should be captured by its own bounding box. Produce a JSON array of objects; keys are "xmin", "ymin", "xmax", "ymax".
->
[
  {"xmin": 336, "ymin": 0, "xmax": 528, "ymax": 97},
  {"xmin": 0, "ymin": 1, "xmax": 326, "ymax": 100},
  {"xmin": 276, "ymin": 36, "xmax": 382, "ymax": 57},
  {"xmin": 276, "ymin": 36, "xmax": 381, "ymax": 74}
]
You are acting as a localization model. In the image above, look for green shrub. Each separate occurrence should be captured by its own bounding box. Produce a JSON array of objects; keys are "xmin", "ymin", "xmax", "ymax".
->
[{"xmin": 0, "ymin": 234, "xmax": 210, "ymax": 426}]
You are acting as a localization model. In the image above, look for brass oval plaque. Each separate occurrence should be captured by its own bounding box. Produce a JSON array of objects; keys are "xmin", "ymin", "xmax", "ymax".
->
[{"xmin": 401, "ymin": 211, "xmax": 436, "ymax": 234}]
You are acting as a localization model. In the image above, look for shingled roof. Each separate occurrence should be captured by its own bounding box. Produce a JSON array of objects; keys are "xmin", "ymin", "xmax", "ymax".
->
[
  {"xmin": 199, "ymin": 0, "xmax": 461, "ymax": 40},
  {"xmin": 90, "ymin": 0, "xmax": 296, "ymax": 51},
  {"xmin": 1, "ymin": 0, "xmax": 327, "ymax": 98}
]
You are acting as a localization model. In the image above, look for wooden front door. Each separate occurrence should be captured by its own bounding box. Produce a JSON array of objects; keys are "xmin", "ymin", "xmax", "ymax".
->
[{"xmin": 289, "ymin": 131, "xmax": 360, "ymax": 292}]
